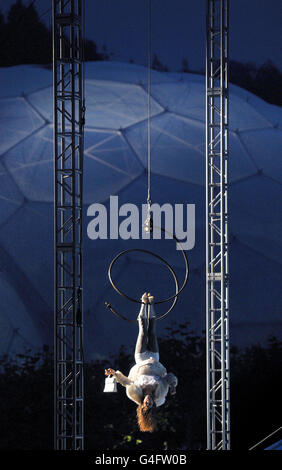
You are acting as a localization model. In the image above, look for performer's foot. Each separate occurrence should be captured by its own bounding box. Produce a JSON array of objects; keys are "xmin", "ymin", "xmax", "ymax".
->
[
  {"xmin": 138, "ymin": 293, "xmax": 148, "ymax": 320},
  {"xmin": 147, "ymin": 293, "xmax": 156, "ymax": 318},
  {"xmin": 141, "ymin": 292, "xmax": 148, "ymax": 304}
]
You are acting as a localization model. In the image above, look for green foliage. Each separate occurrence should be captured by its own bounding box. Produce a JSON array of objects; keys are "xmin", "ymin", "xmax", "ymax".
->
[
  {"xmin": 152, "ymin": 53, "xmax": 170, "ymax": 72},
  {"xmin": 0, "ymin": 1, "xmax": 52, "ymax": 66},
  {"xmin": 230, "ymin": 335, "xmax": 282, "ymax": 450},
  {"xmin": 0, "ymin": 2, "xmax": 110, "ymax": 67},
  {"xmin": 0, "ymin": 345, "xmax": 53, "ymax": 449},
  {"xmin": 0, "ymin": 324, "xmax": 281, "ymax": 450},
  {"xmin": 229, "ymin": 59, "xmax": 282, "ymax": 106},
  {"xmin": 180, "ymin": 58, "xmax": 190, "ymax": 73},
  {"xmin": 180, "ymin": 57, "xmax": 282, "ymax": 106}
]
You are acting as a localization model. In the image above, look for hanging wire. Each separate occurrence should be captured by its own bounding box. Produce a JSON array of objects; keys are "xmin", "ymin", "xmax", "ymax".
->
[
  {"xmin": 105, "ymin": 0, "xmax": 190, "ymax": 323},
  {"xmin": 147, "ymin": 0, "xmax": 152, "ymax": 207}
]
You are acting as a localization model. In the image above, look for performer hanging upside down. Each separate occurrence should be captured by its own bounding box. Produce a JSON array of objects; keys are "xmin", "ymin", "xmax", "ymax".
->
[{"xmin": 105, "ymin": 292, "xmax": 178, "ymax": 433}]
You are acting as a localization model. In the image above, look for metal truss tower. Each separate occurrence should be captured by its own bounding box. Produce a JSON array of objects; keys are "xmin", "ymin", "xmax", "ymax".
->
[
  {"xmin": 206, "ymin": 0, "xmax": 230, "ymax": 450},
  {"xmin": 53, "ymin": 0, "xmax": 85, "ymax": 450}
]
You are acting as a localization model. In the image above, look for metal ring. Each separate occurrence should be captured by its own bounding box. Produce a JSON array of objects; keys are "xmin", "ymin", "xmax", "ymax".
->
[
  {"xmin": 105, "ymin": 227, "xmax": 189, "ymax": 322},
  {"xmin": 106, "ymin": 248, "xmax": 179, "ymax": 322}
]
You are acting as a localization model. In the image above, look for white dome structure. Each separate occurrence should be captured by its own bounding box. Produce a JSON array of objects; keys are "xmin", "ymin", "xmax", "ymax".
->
[{"xmin": 0, "ymin": 61, "xmax": 281, "ymax": 359}]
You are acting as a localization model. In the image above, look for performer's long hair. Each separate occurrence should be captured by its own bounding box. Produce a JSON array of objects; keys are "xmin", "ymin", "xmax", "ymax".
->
[{"xmin": 136, "ymin": 401, "xmax": 157, "ymax": 433}]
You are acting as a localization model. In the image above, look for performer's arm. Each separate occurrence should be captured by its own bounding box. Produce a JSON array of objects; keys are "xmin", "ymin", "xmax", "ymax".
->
[
  {"xmin": 105, "ymin": 368, "xmax": 132, "ymax": 387},
  {"xmin": 166, "ymin": 372, "xmax": 178, "ymax": 394}
]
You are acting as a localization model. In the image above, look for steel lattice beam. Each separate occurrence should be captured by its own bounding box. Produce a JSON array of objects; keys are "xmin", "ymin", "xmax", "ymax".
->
[
  {"xmin": 206, "ymin": 0, "xmax": 230, "ymax": 450},
  {"xmin": 53, "ymin": 0, "xmax": 85, "ymax": 450}
]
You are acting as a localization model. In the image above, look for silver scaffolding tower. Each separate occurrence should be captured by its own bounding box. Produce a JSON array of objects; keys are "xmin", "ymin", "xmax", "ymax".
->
[
  {"xmin": 53, "ymin": 0, "xmax": 85, "ymax": 450},
  {"xmin": 206, "ymin": 0, "xmax": 230, "ymax": 450}
]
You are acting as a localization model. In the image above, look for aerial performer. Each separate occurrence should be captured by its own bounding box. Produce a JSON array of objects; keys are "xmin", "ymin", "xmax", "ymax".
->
[{"xmin": 105, "ymin": 292, "xmax": 178, "ymax": 433}]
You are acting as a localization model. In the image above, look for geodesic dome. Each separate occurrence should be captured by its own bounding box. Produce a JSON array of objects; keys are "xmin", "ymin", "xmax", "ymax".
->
[{"xmin": 0, "ymin": 61, "xmax": 281, "ymax": 359}]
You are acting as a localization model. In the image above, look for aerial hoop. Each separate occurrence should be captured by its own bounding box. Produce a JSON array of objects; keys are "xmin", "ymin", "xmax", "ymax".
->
[{"xmin": 105, "ymin": 225, "xmax": 189, "ymax": 323}]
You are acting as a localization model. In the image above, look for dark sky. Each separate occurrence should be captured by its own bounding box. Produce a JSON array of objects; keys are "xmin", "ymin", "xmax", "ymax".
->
[{"xmin": 1, "ymin": 0, "xmax": 282, "ymax": 71}]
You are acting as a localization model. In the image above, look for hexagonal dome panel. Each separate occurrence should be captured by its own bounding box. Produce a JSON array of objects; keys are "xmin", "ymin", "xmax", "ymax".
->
[{"xmin": 0, "ymin": 62, "xmax": 281, "ymax": 359}]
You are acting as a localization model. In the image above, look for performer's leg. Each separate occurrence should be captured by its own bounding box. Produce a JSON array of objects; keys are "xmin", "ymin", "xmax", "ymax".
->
[
  {"xmin": 134, "ymin": 303, "xmax": 148, "ymax": 358},
  {"xmin": 147, "ymin": 303, "xmax": 159, "ymax": 354}
]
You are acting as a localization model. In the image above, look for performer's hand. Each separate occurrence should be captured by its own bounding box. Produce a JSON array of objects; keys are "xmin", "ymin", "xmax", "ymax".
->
[
  {"xmin": 148, "ymin": 293, "xmax": 154, "ymax": 303},
  {"xmin": 141, "ymin": 292, "xmax": 148, "ymax": 303},
  {"xmin": 169, "ymin": 385, "xmax": 176, "ymax": 395},
  {"xmin": 105, "ymin": 368, "xmax": 115, "ymax": 377}
]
